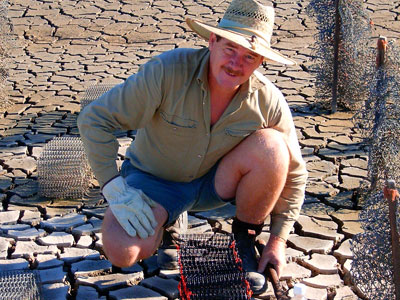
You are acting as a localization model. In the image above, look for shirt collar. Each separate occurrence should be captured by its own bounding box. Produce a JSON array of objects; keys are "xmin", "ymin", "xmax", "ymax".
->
[
  {"xmin": 237, "ymin": 71, "xmax": 265, "ymax": 97},
  {"xmin": 249, "ymin": 71, "xmax": 266, "ymax": 93},
  {"xmin": 196, "ymin": 49, "xmax": 210, "ymax": 91}
]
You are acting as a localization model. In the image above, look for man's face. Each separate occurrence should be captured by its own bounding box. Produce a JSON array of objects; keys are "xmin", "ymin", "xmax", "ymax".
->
[{"xmin": 208, "ymin": 33, "xmax": 264, "ymax": 92}]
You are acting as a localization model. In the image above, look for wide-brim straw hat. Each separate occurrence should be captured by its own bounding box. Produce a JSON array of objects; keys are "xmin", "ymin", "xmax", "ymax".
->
[{"xmin": 186, "ymin": 0, "xmax": 296, "ymax": 65}]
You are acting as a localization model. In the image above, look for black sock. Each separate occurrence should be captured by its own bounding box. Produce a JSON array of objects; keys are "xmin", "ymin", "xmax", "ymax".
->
[{"xmin": 232, "ymin": 217, "xmax": 264, "ymax": 236}]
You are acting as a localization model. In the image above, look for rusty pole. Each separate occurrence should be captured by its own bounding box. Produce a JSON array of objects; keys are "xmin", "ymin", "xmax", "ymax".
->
[
  {"xmin": 376, "ymin": 36, "xmax": 388, "ymax": 68},
  {"xmin": 384, "ymin": 180, "xmax": 400, "ymax": 300},
  {"xmin": 369, "ymin": 36, "xmax": 388, "ymax": 192}
]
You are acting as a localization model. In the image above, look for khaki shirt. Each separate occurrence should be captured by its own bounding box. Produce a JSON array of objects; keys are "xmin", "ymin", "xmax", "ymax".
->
[{"xmin": 78, "ymin": 47, "xmax": 307, "ymax": 240}]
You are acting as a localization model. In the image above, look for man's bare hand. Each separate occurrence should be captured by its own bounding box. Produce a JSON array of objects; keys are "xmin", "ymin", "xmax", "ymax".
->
[{"xmin": 257, "ymin": 234, "xmax": 286, "ymax": 277}]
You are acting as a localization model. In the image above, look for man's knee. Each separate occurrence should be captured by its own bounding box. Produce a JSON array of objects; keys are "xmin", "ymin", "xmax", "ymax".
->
[
  {"xmin": 101, "ymin": 208, "xmax": 161, "ymax": 268},
  {"xmin": 101, "ymin": 209, "xmax": 138, "ymax": 267},
  {"xmin": 245, "ymin": 128, "xmax": 289, "ymax": 167}
]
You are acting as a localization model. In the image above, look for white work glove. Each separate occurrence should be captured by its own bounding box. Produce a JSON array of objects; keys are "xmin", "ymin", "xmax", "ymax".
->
[{"xmin": 102, "ymin": 176, "xmax": 158, "ymax": 239}]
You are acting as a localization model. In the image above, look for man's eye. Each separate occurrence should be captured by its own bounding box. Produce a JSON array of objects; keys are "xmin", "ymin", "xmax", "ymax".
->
[
  {"xmin": 225, "ymin": 47, "xmax": 234, "ymax": 54},
  {"xmin": 246, "ymin": 55, "xmax": 256, "ymax": 62}
]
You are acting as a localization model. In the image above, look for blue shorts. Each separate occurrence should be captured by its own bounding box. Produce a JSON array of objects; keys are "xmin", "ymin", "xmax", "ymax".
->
[{"xmin": 120, "ymin": 160, "xmax": 233, "ymax": 225}]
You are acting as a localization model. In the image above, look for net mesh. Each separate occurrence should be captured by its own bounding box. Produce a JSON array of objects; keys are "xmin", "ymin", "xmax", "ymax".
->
[
  {"xmin": 0, "ymin": 270, "xmax": 42, "ymax": 300},
  {"xmin": 351, "ymin": 40, "xmax": 400, "ymax": 300},
  {"xmin": 177, "ymin": 233, "xmax": 252, "ymax": 300},
  {"xmin": 306, "ymin": 0, "xmax": 372, "ymax": 110},
  {"xmin": 37, "ymin": 136, "xmax": 93, "ymax": 199},
  {"xmin": 0, "ymin": 0, "xmax": 15, "ymax": 109},
  {"xmin": 80, "ymin": 84, "xmax": 115, "ymax": 109}
]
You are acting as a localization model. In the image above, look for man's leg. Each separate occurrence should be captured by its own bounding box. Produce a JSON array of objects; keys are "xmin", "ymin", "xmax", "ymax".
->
[
  {"xmin": 215, "ymin": 128, "xmax": 289, "ymax": 293},
  {"xmin": 101, "ymin": 203, "xmax": 168, "ymax": 268},
  {"xmin": 215, "ymin": 128, "xmax": 289, "ymax": 222},
  {"xmin": 157, "ymin": 211, "xmax": 188, "ymax": 270}
]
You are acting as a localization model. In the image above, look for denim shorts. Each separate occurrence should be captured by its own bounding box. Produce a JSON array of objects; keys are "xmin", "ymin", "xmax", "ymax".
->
[{"xmin": 120, "ymin": 160, "xmax": 232, "ymax": 225}]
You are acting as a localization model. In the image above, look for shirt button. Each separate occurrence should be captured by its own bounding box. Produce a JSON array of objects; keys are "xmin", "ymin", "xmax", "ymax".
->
[
  {"xmin": 173, "ymin": 127, "xmax": 177, "ymax": 131},
  {"xmin": 197, "ymin": 154, "xmax": 202, "ymax": 158}
]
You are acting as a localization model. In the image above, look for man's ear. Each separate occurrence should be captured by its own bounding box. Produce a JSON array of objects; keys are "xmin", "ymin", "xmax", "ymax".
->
[
  {"xmin": 258, "ymin": 56, "xmax": 265, "ymax": 67},
  {"xmin": 209, "ymin": 33, "xmax": 217, "ymax": 50}
]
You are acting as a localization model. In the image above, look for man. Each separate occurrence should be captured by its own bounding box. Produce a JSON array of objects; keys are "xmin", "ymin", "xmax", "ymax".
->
[{"xmin": 78, "ymin": 0, "xmax": 307, "ymax": 294}]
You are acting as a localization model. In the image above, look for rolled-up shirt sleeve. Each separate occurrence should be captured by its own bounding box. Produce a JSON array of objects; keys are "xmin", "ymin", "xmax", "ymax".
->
[
  {"xmin": 261, "ymin": 83, "xmax": 308, "ymax": 240},
  {"xmin": 77, "ymin": 57, "xmax": 164, "ymax": 187}
]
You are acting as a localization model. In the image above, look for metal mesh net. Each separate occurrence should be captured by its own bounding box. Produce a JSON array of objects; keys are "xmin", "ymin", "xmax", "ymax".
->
[
  {"xmin": 79, "ymin": 83, "xmax": 133, "ymax": 138},
  {"xmin": 351, "ymin": 192, "xmax": 395, "ymax": 299},
  {"xmin": 0, "ymin": 0, "xmax": 14, "ymax": 109},
  {"xmin": 0, "ymin": 270, "xmax": 42, "ymax": 300},
  {"xmin": 306, "ymin": 0, "xmax": 372, "ymax": 110},
  {"xmin": 351, "ymin": 40, "xmax": 400, "ymax": 300},
  {"xmin": 354, "ymin": 40, "xmax": 400, "ymax": 191},
  {"xmin": 37, "ymin": 136, "xmax": 93, "ymax": 199},
  {"xmin": 80, "ymin": 84, "xmax": 115, "ymax": 109},
  {"xmin": 177, "ymin": 233, "xmax": 252, "ymax": 300}
]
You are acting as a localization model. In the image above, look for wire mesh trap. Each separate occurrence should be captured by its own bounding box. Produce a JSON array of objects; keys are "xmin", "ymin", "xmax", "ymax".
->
[
  {"xmin": 0, "ymin": 270, "xmax": 42, "ymax": 300},
  {"xmin": 37, "ymin": 136, "xmax": 93, "ymax": 199},
  {"xmin": 350, "ymin": 38, "xmax": 400, "ymax": 299},
  {"xmin": 176, "ymin": 233, "xmax": 252, "ymax": 300},
  {"xmin": 80, "ymin": 83, "xmax": 115, "ymax": 109},
  {"xmin": 351, "ymin": 190, "xmax": 398, "ymax": 299},
  {"xmin": 79, "ymin": 83, "xmax": 130, "ymax": 138},
  {"xmin": 306, "ymin": 0, "xmax": 372, "ymax": 111},
  {"xmin": 0, "ymin": 0, "xmax": 15, "ymax": 110}
]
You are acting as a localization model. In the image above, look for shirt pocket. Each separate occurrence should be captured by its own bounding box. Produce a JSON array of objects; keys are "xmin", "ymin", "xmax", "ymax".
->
[
  {"xmin": 219, "ymin": 126, "xmax": 259, "ymax": 153},
  {"xmin": 133, "ymin": 110, "xmax": 199, "ymax": 176},
  {"xmin": 153, "ymin": 111, "xmax": 198, "ymax": 161},
  {"xmin": 224, "ymin": 127, "xmax": 255, "ymax": 138},
  {"xmin": 159, "ymin": 110, "xmax": 198, "ymax": 136}
]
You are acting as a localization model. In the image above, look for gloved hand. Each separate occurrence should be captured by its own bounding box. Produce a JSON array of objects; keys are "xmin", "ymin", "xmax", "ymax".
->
[{"xmin": 102, "ymin": 176, "xmax": 158, "ymax": 239}]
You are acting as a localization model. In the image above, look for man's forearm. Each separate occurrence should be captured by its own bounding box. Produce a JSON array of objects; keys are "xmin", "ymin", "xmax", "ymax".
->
[
  {"xmin": 270, "ymin": 167, "xmax": 307, "ymax": 240},
  {"xmin": 77, "ymin": 107, "xmax": 121, "ymax": 187}
]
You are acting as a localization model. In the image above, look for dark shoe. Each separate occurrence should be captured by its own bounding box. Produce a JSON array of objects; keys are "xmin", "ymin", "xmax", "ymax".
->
[
  {"xmin": 157, "ymin": 212, "xmax": 188, "ymax": 270},
  {"xmin": 233, "ymin": 229, "xmax": 266, "ymax": 294}
]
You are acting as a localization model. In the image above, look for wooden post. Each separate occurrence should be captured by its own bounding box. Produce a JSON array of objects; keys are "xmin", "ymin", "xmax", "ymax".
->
[
  {"xmin": 331, "ymin": 0, "xmax": 341, "ymax": 114},
  {"xmin": 370, "ymin": 36, "xmax": 388, "ymax": 192},
  {"xmin": 376, "ymin": 36, "xmax": 388, "ymax": 68},
  {"xmin": 384, "ymin": 180, "xmax": 400, "ymax": 300}
]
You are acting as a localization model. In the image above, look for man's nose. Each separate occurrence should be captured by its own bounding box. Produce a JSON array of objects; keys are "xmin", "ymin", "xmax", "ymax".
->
[{"xmin": 229, "ymin": 54, "xmax": 243, "ymax": 69}]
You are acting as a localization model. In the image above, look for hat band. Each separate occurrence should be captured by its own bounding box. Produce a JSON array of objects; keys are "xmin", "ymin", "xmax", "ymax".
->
[{"xmin": 218, "ymin": 18, "xmax": 272, "ymax": 48}]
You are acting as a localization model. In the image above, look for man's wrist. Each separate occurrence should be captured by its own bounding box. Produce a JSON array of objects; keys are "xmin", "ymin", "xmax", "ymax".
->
[
  {"xmin": 270, "ymin": 217, "xmax": 295, "ymax": 242},
  {"xmin": 101, "ymin": 175, "xmax": 121, "ymax": 192},
  {"xmin": 102, "ymin": 176, "xmax": 127, "ymax": 204},
  {"xmin": 267, "ymin": 234, "xmax": 286, "ymax": 247}
]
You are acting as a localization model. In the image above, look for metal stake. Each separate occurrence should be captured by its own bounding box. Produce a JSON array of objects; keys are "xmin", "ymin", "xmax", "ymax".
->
[{"xmin": 384, "ymin": 180, "xmax": 400, "ymax": 300}]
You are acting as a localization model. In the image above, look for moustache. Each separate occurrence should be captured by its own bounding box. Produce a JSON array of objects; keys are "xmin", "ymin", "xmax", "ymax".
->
[{"xmin": 222, "ymin": 66, "xmax": 243, "ymax": 77}]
